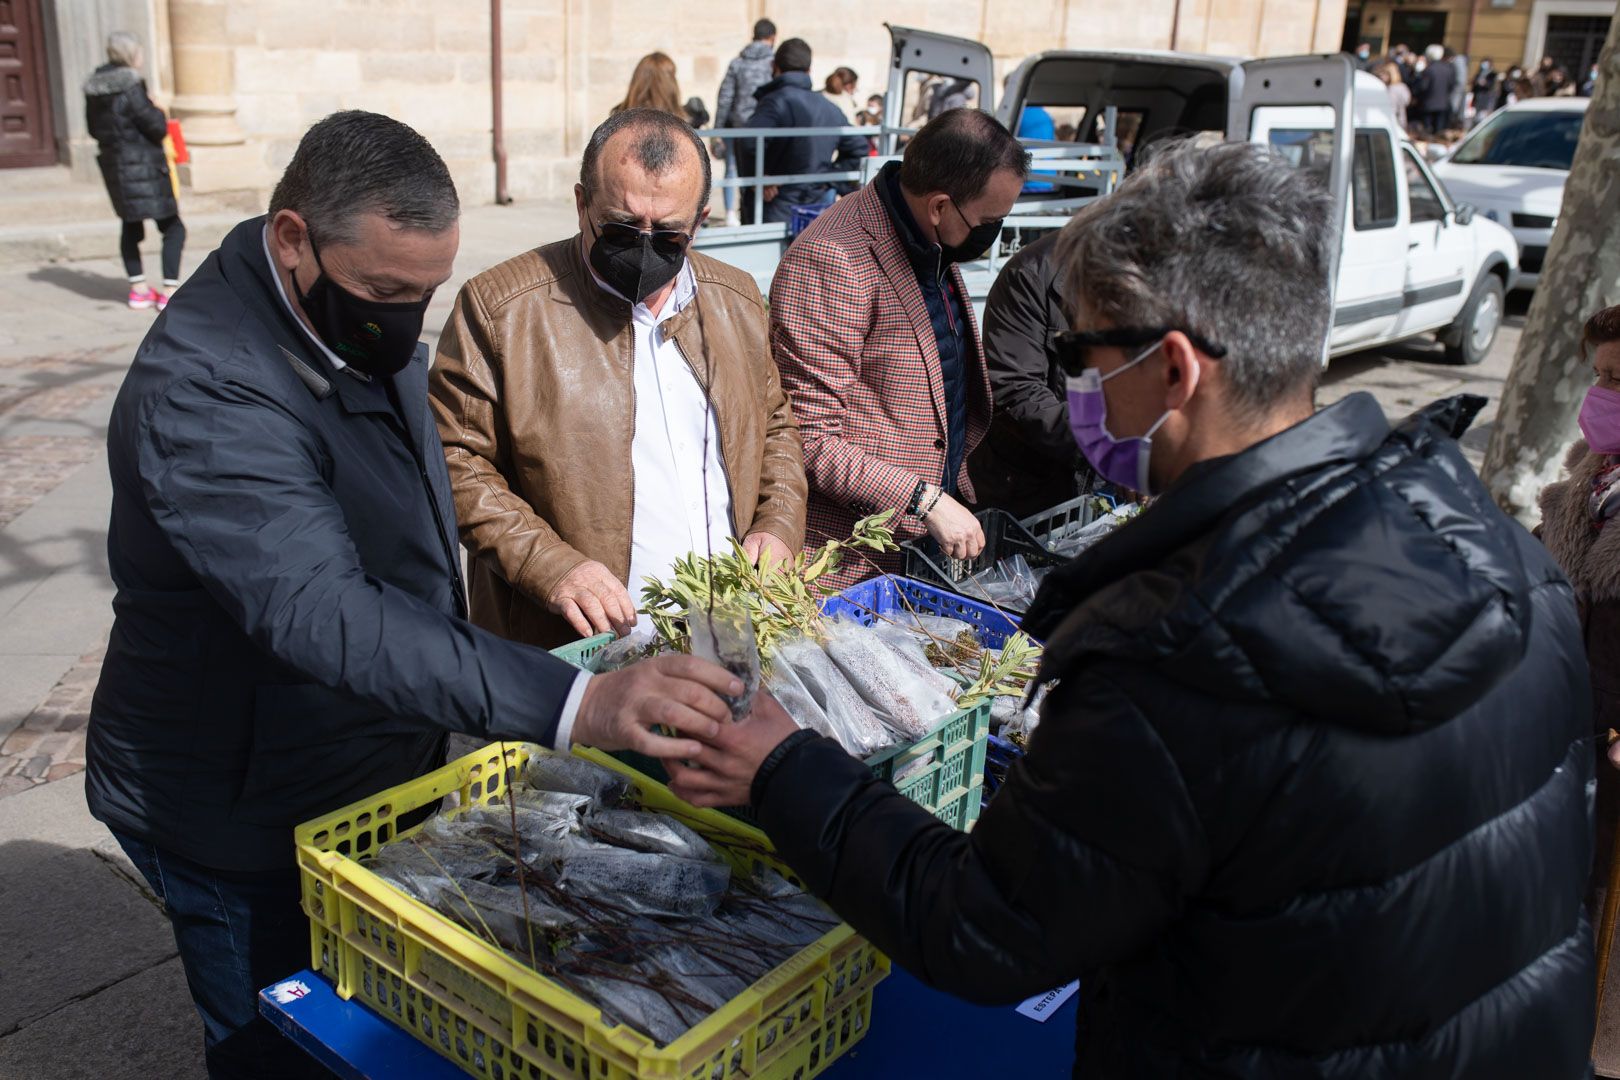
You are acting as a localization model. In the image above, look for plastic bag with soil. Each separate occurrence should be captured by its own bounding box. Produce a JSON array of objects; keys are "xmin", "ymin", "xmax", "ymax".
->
[
  {"xmin": 773, "ymin": 636, "xmax": 895, "ymax": 757},
  {"xmin": 688, "ymin": 604, "xmax": 761, "ymax": 722}
]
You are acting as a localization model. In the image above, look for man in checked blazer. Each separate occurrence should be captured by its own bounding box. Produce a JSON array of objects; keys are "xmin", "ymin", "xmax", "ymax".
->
[{"xmin": 769, "ymin": 109, "xmax": 1029, "ymax": 589}]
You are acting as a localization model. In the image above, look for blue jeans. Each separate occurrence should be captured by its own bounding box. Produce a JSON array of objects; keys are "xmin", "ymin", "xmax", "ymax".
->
[{"xmin": 113, "ymin": 832, "xmax": 333, "ymax": 1079}]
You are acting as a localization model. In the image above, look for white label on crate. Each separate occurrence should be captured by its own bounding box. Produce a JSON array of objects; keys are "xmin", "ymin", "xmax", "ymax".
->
[
  {"xmin": 1015, "ymin": 981, "xmax": 1079, "ymax": 1022},
  {"xmin": 269, "ymin": 979, "xmax": 313, "ymax": 1005}
]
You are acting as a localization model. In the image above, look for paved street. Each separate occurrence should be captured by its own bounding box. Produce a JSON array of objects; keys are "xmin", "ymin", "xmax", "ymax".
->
[{"xmin": 0, "ymin": 203, "xmax": 1526, "ymax": 1075}]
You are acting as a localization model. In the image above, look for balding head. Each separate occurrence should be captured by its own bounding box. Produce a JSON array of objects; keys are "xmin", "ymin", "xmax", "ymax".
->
[{"xmin": 578, "ymin": 108, "xmax": 710, "ymax": 221}]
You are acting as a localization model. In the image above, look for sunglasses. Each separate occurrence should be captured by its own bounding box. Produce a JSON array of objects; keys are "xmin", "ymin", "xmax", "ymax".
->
[
  {"xmin": 594, "ymin": 219, "xmax": 696, "ymax": 258},
  {"xmin": 1054, "ymin": 325, "xmax": 1228, "ymax": 377}
]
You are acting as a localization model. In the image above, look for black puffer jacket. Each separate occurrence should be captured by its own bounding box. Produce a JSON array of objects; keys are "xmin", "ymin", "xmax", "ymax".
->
[
  {"xmin": 83, "ymin": 63, "xmax": 176, "ymax": 221},
  {"xmin": 753, "ymin": 393, "xmax": 1596, "ymax": 1077}
]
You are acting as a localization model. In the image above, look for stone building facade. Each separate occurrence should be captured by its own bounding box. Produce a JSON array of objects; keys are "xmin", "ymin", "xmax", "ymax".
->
[{"xmin": 13, "ymin": 0, "xmax": 1355, "ymax": 208}]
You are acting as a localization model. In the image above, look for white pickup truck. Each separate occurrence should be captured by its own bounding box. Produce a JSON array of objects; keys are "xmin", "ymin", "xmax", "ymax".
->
[{"xmin": 696, "ymin": 27, "xmax": 1520, "ymax": 366}]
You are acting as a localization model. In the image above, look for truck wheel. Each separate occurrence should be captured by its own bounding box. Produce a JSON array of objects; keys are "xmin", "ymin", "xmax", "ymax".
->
[{"xmin": 1443, "ymin": 273, "xmax": 1504, "ymax": 366}]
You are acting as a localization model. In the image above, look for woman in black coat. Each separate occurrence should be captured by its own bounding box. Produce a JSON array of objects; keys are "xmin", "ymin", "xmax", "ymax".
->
[{"xmin": 83, "ymin": 31, "xmax": 185, "ymax": 311}]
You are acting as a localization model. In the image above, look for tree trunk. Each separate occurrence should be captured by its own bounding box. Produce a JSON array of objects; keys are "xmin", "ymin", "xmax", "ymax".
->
[{"xmin": 1479, "ymin": 18, "xmax": 1620, "ymax": 523}]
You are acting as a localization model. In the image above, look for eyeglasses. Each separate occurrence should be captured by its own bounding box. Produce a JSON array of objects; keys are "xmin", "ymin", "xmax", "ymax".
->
[
  {"xmin": 1053, "ymin": 325, "xmax": 1228, "ymax": 377},
  {"xmin": 594, "ymin": 219, "xmax": 696, "ymax": 257}
]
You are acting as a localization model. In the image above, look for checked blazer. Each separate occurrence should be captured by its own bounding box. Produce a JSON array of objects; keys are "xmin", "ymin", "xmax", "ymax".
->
[{"xmin": 769, "ymin": 180, "xmax": 992, "ymax": 589}]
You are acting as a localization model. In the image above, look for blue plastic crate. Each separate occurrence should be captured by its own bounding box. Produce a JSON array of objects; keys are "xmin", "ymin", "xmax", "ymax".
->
[
  {"xmin": 788, "ymin": 202, "xmax": 828, "ymax": 237},
  {"xmin": 820, "ymin": 574, "xmax": 1023, "ymax": 647}
]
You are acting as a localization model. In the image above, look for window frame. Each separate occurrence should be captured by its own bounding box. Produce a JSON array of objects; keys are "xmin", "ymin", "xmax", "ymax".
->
[
  {"xmin": 1351, "ymin": 129, "xmax": 1400, "ymax": 232},
  {"xmin": 1401, "ymin": 146, "xmax": 1448, "ymax": 225}
]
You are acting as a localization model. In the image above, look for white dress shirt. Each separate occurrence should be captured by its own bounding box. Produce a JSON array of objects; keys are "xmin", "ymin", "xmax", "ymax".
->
[
  {"xmin": 261, "ymin": 226, "xmax": 592, "ymax": 750},
  {"xmin": 587, "ymin": 253, "xmax": 735, "ymax": 627}
]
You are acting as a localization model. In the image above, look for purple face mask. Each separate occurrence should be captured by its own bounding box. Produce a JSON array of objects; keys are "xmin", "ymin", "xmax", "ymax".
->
[
  {"xmin": 1580, "ymin": 384, "xmax": 1620, "ymax": 454},
  {"xmin": 1066, "ymin": 339, "xmax": 1171, "ymax": 493}
]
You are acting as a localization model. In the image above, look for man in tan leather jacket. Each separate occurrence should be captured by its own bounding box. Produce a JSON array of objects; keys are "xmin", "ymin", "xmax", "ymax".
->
[{"xmin": 431, "ymin": 108, "xmax": 807, "ymax": 648}]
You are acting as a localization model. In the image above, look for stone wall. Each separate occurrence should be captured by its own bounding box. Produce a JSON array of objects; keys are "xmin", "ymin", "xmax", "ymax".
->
[{"xmin": 155, "ymin": 0, "xmax": 1350, "ymax": 205}]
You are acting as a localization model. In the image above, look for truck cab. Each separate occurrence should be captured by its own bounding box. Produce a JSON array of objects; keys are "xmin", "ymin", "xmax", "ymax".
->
[{"xmin": 997, "ymin": 44, "xmax": 1519, "ymax": 364}]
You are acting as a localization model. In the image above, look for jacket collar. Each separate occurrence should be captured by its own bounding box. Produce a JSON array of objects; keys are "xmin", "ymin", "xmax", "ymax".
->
[
  {"xmin": 756, "ymin": 70, "xmax": 812, "ymax": 100},
  {"xmin": 1023, "ymin": 393, "xmax": 1393, "ymax": 641},
  {"xmin": 874, "ymin": 161, "xmax": 948, "ymax": 285}
]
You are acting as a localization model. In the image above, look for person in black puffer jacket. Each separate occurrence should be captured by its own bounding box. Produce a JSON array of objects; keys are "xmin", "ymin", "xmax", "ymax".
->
[
  {"xmin": 669, "ymin": 139, "xmax": 1596, "ymax": 1077},
  {"xmin": 84, "ymin": 31, "xmax": 185, "ymax": 311}
]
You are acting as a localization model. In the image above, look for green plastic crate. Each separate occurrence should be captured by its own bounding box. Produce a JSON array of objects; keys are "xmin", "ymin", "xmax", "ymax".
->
[{"xmin": 549, "ymin": 634, "xmax": 989, "ymax": 830}]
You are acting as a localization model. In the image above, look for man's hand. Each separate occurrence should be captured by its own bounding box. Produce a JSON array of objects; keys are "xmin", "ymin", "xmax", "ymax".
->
[
  {"xmin": 571, "ymin": 655, "xmax": 743, "ymax": 759},
  {"xmin": 546, "ymin": 559, "xmax": 637, "ymax": 639},
  {"xmin": 710, "ymin": 138, "xmax": 728, "ymax": 160},
  {"xmin": 924, "ymin": 492, "xmax": 986, "ymax": 561},
  {"xmin": 665, "ymin": 691, "xmax": 801, "ymax": 807},
  {"xmin": 741, "ymin": 531, "xmax": 793, "ymax": 567},
  {"xmin": 762, "ymin": 184, "xmax": 780, "ymax": 202}
]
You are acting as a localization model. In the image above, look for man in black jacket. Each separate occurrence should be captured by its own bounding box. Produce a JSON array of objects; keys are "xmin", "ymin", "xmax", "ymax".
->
[
  {"xmin": 88, "ymin": 111, "xmax": 741, "ymax": 1080},
  {"xmin": 732, "ymin": 37, "xmax": 867, "ymax": 225},
  {"xmin": 670, "ymin": 140, "xmax": 1596, "ymax": 1076},
  {"xmin": 967, "ymin": 232, "xmax": 1098, "ymax": 516}
]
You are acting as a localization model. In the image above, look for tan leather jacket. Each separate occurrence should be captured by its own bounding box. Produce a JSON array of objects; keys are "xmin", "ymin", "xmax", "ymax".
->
[{"xmin": 430, "ymin": 237, "xmax": 807, "ymax": 649}]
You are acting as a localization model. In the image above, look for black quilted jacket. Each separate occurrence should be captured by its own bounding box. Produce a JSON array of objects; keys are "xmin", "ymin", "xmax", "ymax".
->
[
  {"xmin": 753, "ymin": 392, "xmax": 1596, "ymax": 1077},
  {"xmin": 83, "ymin": 63, "xmax": 176, "ymax": 222}
]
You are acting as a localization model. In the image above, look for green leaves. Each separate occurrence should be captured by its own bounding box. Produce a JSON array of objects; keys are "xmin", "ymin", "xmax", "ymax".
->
[
  {"xmin": 639, "ymin": 521, "xmax": 900, "ymax": 664},
  {"xmin": 956, "ymin": 632, "xmax": 1043, "ymax": 710}
]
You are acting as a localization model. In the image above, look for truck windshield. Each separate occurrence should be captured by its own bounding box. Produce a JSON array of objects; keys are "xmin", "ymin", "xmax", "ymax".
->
[{"xmin": 1450, "ymin": 109, "xmax": 1583, "ymax": 171}]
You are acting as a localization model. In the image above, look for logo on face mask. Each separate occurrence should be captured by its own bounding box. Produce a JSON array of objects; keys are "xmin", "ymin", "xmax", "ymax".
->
[{"xmin": 293, "ymin": 239, "xmax": 432, "ymax": 377}]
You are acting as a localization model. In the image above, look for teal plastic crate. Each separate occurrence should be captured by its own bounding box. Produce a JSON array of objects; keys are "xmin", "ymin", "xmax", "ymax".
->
[{"xmin": 548, "ymin": 631, "xmax": 989, "ymax": 830}]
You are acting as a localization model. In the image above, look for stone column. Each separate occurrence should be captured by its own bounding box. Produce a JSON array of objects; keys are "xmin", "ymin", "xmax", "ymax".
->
[
  {"xmin": 168, "ymin": 0, "xmax": 238, "ymax": 145},
  {"xmin": 167, "ymin": 0, "xmax": 257, "ymax": 192}
]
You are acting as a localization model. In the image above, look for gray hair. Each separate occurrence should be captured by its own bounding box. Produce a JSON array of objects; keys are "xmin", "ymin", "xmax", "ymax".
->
[
  {"xmin": 579, "ymin": 108, "xmax": 711, "ymax": 221},
  {"xmin": 1056, "ymin": 138, "xmax": 1334, "ymax": 417},
  {"xmin": 267, "ymin": 111, "xmax": 459, "ymax": 247},
  {"xmin": 106, "ymin": 30, "xmax": 142, "ymax": 67}
]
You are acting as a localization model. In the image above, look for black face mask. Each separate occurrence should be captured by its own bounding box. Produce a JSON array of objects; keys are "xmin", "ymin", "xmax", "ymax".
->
[
  {"xmin": 939, "ymin": 198, "xmax": 1003, "ymax": 264},
  {"xmin": 587, "ymin": 215, "xmax": 689, "ymax": 303},
  {"xmin": 293, "ymin": 241, "xmax": 432, "ymax": 377}
]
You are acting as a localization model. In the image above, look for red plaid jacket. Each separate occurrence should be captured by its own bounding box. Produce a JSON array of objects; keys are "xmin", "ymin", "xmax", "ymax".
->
[{"xmin": 770, "ymin": 181, "xmax": 992, "ymax": 589}]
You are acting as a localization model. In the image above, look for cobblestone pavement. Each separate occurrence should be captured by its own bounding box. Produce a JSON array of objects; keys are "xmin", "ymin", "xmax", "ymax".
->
[{"xmin": 0, "ymin": 639, "xmax": 102, "ymax": 797}]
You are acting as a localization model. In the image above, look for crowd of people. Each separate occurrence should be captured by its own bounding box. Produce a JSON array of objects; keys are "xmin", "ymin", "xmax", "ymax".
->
[
  {"xmin": 71, "ymin": 20, "xmax": 1616, "ymax": 1080},
  {"xmin": 1353, "ymin": 39, "xmax": 1597, "ymax": 140}
]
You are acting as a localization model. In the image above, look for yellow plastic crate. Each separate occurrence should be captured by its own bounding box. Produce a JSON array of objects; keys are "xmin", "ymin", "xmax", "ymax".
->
[{"xmin": 295, "ymin": 741, "xmax": 888, "ymax": 1080}]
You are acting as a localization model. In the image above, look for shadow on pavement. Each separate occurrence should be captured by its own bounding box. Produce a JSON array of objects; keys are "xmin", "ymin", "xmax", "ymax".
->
[
  {"xmin": 0, "ymin": 837, "xmax": 206, "ymax": 1078},
  {"xmin": 26, "ymin": 265, "xmax": 129, "ymax": 305}
]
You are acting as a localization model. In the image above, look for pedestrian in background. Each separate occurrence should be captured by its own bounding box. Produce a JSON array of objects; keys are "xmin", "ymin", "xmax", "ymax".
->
[
  {"xmin": 732, "ymin": 38, "xmax": 868, "ymax": 225},
  {"xmin": 83, "ymin": 30, "xmax": 185, "ymax": 312},
  {"xmin": 1414, "ymin": 44, "xmax": 1455, "ymax": 135},
  {"xmin": 822, "ymin": 67, "xmax": 861, "ymax": 122},
  {"xmin": 612, "ymin": 52, "xmax": 684, "ymax": 121},
  {"xmin": 1374, "ymin": 61, "xmax": 1411, "ymax": 132},
  {"xmin": 1471, "ymin": 59, "xmax": 1501, "ymax": 119},
  {"xmin": 1446, "ymin": 47, "xmax": 1469, "ymax": 128},
  {"xmin": 769, "ymin": 109, "xmax": 1029, "ymax": 588},
  {"xmin": 714, "ymin": 18, "xmax": 777, "ymax": 227}
]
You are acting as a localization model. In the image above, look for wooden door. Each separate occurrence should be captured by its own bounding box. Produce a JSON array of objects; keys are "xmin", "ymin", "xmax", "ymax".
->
[{"xmin": 0, "ymin": 0, "xmax": 56, "ymax": 168}]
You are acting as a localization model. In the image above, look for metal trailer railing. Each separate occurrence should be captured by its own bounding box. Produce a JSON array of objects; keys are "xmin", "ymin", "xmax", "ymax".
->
[{"xmin": 696, "ymin": 112, "xmax": 1127, "ymax": 313}]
